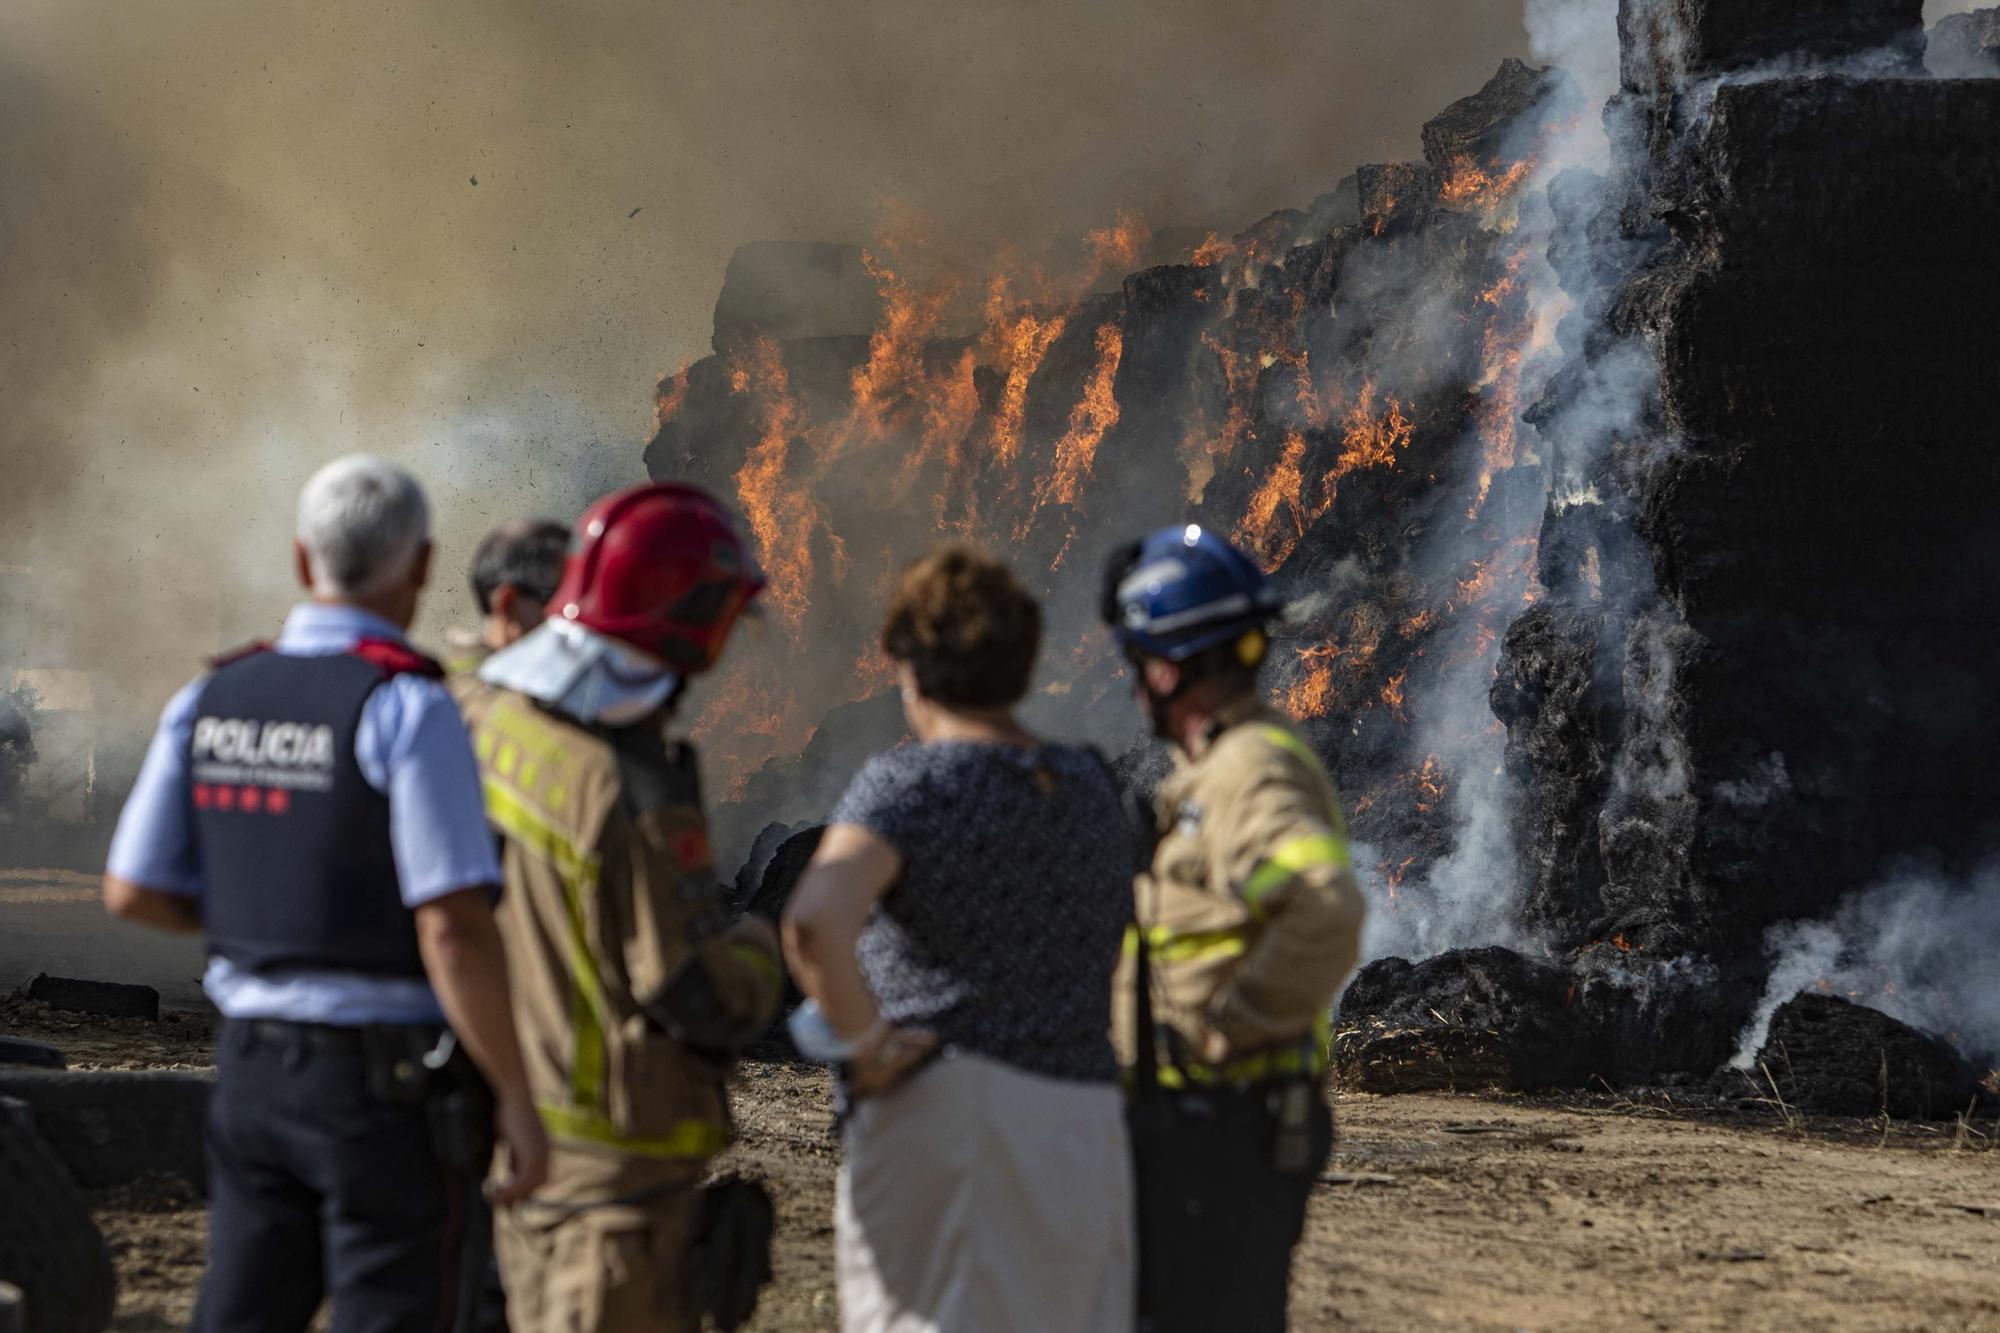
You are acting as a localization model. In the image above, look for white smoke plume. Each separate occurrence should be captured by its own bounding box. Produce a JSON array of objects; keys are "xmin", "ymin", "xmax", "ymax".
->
[
  {"xmin": 1732, "ymin": 866, "xmax": 2000, "ymax": 1069},
  {"xmin": 1358, "ymin": 0, "xmax": 1628, "ymax": 963}
]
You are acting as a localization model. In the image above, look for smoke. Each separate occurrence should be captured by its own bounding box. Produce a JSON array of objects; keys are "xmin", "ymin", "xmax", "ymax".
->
[
  {"xmin": 1523, "ymin": 0, "xmax": 1623, "ymax": 106},
  {"xmin": 1358, "ymin": 0, "xmax": 1627, "ymax": 963},
  {"xmin": 1732, "ymin": 866, "xmax": 2000, "ymax": 1069},
  {"xmin": 0, "ymin": 0, "xmax": 1537, "ymax": 813}
]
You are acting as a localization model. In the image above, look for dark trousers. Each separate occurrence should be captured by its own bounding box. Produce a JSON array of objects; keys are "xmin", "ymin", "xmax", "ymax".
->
[
  {"xmin": 195, "ymin": 1019, "xmax": 471, "ymax": 1333},
  {"xmin": 1129, "ymin": 1081, "xmax": 1334, "ymax": 1333}
]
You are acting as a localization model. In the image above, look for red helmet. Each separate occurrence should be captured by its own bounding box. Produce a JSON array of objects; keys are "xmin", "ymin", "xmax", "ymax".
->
[{"xmin": 550, "ymin": 482, "xmax": 765, "ymax": 672}]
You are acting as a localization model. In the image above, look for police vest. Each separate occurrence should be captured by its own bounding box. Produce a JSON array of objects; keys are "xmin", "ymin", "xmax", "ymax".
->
[{"xmin": 188, "ymin": 642, "xmax": 440, "ymax": 979}]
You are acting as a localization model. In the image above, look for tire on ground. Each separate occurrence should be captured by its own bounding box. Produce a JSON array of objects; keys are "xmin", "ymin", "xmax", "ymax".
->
[
  {"xmin": 0, "ymin": 1071, "xmax": 210, "ymax": 1192},
  {"xmin": 0, "ymin": 1098, "xmax": 115, "ymax": 1333}
]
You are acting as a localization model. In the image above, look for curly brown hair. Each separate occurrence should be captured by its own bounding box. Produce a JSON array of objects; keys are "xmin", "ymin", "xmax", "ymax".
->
[{"xmin": 881, "ymin": 545, "xmax": 1042, "ymax": 707}]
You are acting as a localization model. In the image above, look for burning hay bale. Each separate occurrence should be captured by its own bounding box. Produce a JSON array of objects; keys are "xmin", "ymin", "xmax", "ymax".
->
[
  {"xmin": 1354, "ymin": 162, "xmax": 1437, "ymax": 238},
  {"xmin": 646, "ymin": 6, "xmax": 2000, "ymax": 1103},
  {"xmin": 1333, "ymin": 947, "xmax": 1603, "ymax": 1093},
  {"xmin": 1750, "ymin": 993, "xmax": 1989, "ymax": 1121}
]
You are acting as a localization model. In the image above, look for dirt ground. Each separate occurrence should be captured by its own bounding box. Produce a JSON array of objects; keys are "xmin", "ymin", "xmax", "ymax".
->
[{"xmin": 6, "ymin": 1003, "xmax": 2000, "ymax": 1331}]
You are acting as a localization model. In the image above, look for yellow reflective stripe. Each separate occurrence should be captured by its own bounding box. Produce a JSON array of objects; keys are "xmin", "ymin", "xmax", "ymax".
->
[
  {"xmin": 537, "ymin": 1103, "xmax": 729, "ymax": 1160},
  {"xmin": 482, "ymin": 703, "xmax": 573, "ymax": 774},
  {"xmin": 482, "ymin": 779, "xmax": 599, "ymax": 889},
  {"xmin": 728, "ymin": 941, "xmax": 784, "ymax": 993},
  {"xmin": 1122, "ymin": 923, "xmax": 1249, "ymax": 966},
  {"xmin": 483, "ymin": 778, "xmax": 608, "ymax": 1111},
  {"xmin": 1156, "ymin": 1014, "xmax": 1332, "ymax": 1088},
  {"xmin": 1242, "ymin": 833, "xmax": 1354, "ymax": 908},
  {"xmin": 1258, "ymin": 724, "xmax": 1326, "ymax": 773}
]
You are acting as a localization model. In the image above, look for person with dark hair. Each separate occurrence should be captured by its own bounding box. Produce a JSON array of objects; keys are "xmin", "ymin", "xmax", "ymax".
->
[
  {"xmin": 465, "ymin": 482, "xmax": 784, "ymax": 1332},
  {"xmin": 781, "ymin": 544, "xmax": 1135, "ymax": 1333},
  {"xmin": 447, "ymin": 519, "xmax": 570, "ymax": 680},
  {"xmin": 1101, "ymin": 523, "xmax": 1366, "ymax": 1333}
]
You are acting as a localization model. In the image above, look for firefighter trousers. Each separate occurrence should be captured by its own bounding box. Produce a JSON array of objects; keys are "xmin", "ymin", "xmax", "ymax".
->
[{"xmin": 1129, "ymin": 1080, "xmax": 1334, "ymax": 1333}]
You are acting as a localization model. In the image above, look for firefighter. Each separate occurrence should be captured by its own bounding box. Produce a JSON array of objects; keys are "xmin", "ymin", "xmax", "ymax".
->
[
  {"xmin": 101, "ymin": 454, "xmax": 548, "ymax": 1332},
  {"xmin": 461, "ymin": 481, "xmax": 784, "ymax": 1332},
  {"xmin": 1100, "ymin": 524, "xmax": 1367, "ymax": 1333},
  {"xmin": 444, "ymin": 518, "xmax": 570, "ymax": 683}
]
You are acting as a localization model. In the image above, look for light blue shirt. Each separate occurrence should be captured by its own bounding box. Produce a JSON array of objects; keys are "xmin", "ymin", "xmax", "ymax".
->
[{"xmin": 106, "ymin": 603, "xmax": 501, "ymax": 1024}]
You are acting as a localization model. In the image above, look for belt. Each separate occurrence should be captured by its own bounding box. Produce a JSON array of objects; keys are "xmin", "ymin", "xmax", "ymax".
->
[{"xmin": 235, "ymin": 1018, "xmax": 442, "ymax": 1045}]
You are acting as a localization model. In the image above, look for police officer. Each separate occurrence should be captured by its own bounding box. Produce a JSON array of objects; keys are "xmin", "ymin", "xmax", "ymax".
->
[
  {"xmin": 460, "ymin": 482, "xmax": 784, "ymax": 1332},
  {"xmin": 1101, "ymin": 524, "xmax": 1367, "ymax": 1333},
  {"xmin": 103, "ymin": 454, "xmax": 550, "ymax": 1333},
  {"xmin": 445, "ymin": 518, "xmax": 571, "ymax": 683}
]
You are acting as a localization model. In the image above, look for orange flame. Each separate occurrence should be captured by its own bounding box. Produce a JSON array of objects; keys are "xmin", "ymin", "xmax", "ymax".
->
[
  {"xmin": 1182, "ymin": 331, "xmax": 1254, "ymax": 501},
  {"xmin": 729, "ymin": 335, "xmax": 817, "ymax": 630},
  {"xmin": 1438, "ymin": 153, "xmax": 1535, "ymax": 216},
  {"xmin": 1233, "ymin": 430, "xmax": 1310, "ymax": 570},
  {"xmin": 653, "ymin": 364, "xmax": 690, "ymax": 429},
  {"xmin": 1189, "ymin": 231, "xmax": 1234, "ymax": 267},
  {"xmin": 984, "ymin": 276, "xmax": 1067, "ymax": 467},
  {"xmin": 1026, "ymin": 323, "xmax": 1123, "ymax": 528},
  {"xmin": 1451, "ymin": 559, "xmax": 1494, "ymax": 611},
  {"xmin": 907, "ymin": 348, "xmax": 982, "ymax": 533},
  {"xmin": 851, "ymin": 645, "xmax": 899, "ymax": 698},
  {"xmin": 1414, "ymin": 754, "xmax": 1446, "ymax": 813},
  {"xmin": 1382, "ymin": 854, "xmax": 1417, "ymax": 902},
  {"xmin": 1380, "ymin": 670, "xmax": 1407, "ymax": 722},
  {"xmin": 836, "ymin": 250, "xmax": 954, "ymax": 457},
  {"xmin": 1085, "ymin": 211, "xmax": 1150, "ymax": 276},
  {"xmin": 1279, "ymin": 640, "xmax": 1342, "ymax": 719},
  {"xmin": 1314, "ymin": 380, "xmax": 1414, "ymax": 519}
]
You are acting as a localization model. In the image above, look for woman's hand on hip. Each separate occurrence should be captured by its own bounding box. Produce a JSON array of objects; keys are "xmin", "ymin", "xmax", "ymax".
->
[{"xmin": 848, "ymin": 1025, "xmax": 938, "ymax": 1099}]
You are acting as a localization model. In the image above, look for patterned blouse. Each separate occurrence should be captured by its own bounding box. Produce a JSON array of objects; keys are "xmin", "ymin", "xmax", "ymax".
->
[{"xmin": 829, "ymin": 740, "xmax": 1134, "ymax": 1084}]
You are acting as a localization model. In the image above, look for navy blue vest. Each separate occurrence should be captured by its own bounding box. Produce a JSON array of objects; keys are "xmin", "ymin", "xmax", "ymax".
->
[{"xmin": 189, "ymin": 651, "xmax": 425, "ymax": 978}]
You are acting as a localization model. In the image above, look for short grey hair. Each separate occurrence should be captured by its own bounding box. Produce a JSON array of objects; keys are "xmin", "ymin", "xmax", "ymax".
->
[{"xmin": 295, "ymin": 455, "xmax": 431, "ymax": 595}]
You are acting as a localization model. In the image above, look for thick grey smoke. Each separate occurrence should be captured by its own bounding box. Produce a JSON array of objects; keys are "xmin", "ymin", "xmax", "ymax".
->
[
  {"xmin": 1733, "ymin": 867, "xmax": 2000, "ymax": 1069},
  {"xmin": 0, "ymin": 0, "xmax": 1533, "ymax": 809}
]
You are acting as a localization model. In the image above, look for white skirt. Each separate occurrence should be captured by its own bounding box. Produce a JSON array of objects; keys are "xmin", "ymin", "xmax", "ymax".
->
[{"xmin": 836, "ymin": 1053, "xmax": 1135, "ymax": 1333}]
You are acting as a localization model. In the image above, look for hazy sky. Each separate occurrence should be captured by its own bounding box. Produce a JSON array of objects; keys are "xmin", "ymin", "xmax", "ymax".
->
[{"xmin": 1, "ymin": 1, "xmax": 1545, "ymax": 694}]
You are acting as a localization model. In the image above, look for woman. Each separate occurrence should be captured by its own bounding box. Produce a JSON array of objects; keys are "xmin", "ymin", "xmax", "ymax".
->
[{"xmin": 781, "ymin": 544, "xmax": 1136, "ymax": 1333}]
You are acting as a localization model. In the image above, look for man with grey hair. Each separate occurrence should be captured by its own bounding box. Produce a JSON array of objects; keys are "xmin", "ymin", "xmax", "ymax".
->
[{"xmin": 104, "ymin": 453, "xmax": 549, "ymax": 1332}]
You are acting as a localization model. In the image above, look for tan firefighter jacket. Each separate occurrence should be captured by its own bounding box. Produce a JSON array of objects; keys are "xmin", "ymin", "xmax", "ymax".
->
[
  {"xmin": 1113, "ymin": 695, "xmax": 1366, "ymax": 1088},
  {"xmin": 460, "ymin": 683, "xmax": 782, "ymax": 1194}
]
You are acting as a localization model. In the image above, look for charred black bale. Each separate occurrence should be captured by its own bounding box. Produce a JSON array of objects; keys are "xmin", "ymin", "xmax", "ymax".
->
[
  {"xmin": 1753, "ymin": 993, "xmax": 1987, "ymax": 1120},
  {"xmin": 1334, "ymin": 947, "xmax": 1606, "ymax": 1092},
  {"xmin": 1500, "ymin": 36, "xmax": 2000, "ymax": 997},
  {"xmin": 1631, "ymin": 75, "xmax": 2000, "ymax": 953}
]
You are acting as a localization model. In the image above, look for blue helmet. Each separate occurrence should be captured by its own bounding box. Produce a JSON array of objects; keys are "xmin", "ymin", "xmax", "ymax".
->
[{"xmin": 1100, "ymin": 524, "xmax": 1284, "ymax": 662}]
